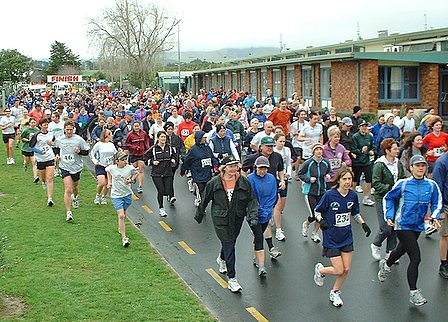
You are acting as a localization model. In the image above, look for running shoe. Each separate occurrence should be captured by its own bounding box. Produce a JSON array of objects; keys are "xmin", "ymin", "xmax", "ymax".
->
[
  {"xmin": 355, "ymin": 185, "xmax": 363, "ymax": 193},
  {"xmin": 275, "ymin": 229, "xmax": 286, "ymax": 241},
  {"xmin": 370, "ymin": 243, "xmax": 382, "ymax": 261},
  {"xmin": 33, "ymin": 176, "xmax": 40, "ymax": 183},
  {"xmin": 216, "ymin": 256, "xmax": 227, "ymax": 274},
  {"xmin": 378, "ymin": 259, "xmax": 391, "ymax": 282},
  {"xmin": 258, "ymin": 266, "xmax": 267, "ymax": 277},
  {"xmin": 71, "ymin": 195, "xmax": 79, "ymax": 209},
  {"xmin": 100, "ymin": 196, "xmax": 107, "ymax": 205},
  {"xmin": 330, "ymin": 290, "xmax": 343, "ymax": 307},
  {"xmin": 269, "ymin": 247, "xmax": 282, "ymax": 259},
  {"xmin": 47, "ymin": 198, "xmax": 54, "ymax": 207},
  {"xmin": 42, "ymin": 182, "xmax": 47, "ymax": 190},
  {"xmin": 302, "ymin": 220, "xmax": 309, "ymax": 237},
  {"xmin": 159, "ymin": 208, "xmax": 167, "ymax": 217},
  {"xmin": 425, "ymin": 222, "xmax": 437, "ymax": 237},
  {"xmin": 122, "ymin": 236, "xmax": 130, "ymax": 248},
  {"xmin": 362, "ymin": 197, "xmax": 375, "ymax": 207},
  {"xmin": 314, "ymin": 263, "xmax": 325, "ymax": 286},
  {"xmin": 169, "ymin": 196, "xmax": 176, "ymax": 205},
  {"xmin": 66, "ymin": 211, "xmax": 73, "ymax": 221},
  {"xmin": 137, "ymin": 186, "xmax": 143, "ymax": 194},
  {"xmin": 10, "ymin": 158, "xmax": 15, "ymax": 165},
  {"xmin": 310, "ymin": 232, "xmax": 321, "ymax": 243},
  {"xmin": 94, "ymin": 194, "xmax": 101, "ymax": 205},
  {"xmin": 227, "ymin": 278, "xmax": 242, "ymax": 293},
  {"xmin": 409, "ymin": 289, "xmax": 427, "ymax": 306},
  {"xmin": 252, "ymin": 256, "xmax": 259, "ymax": 267},
  {"xmin": 371, "ymin": 187, "xmax": 375, "ymax": 195}
]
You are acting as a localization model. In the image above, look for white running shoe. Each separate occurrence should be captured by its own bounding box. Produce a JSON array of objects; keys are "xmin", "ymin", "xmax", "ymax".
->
[
  {"xmin": 159, "ymin": 208, "xmax": 167, "ymax": 217},
  {"xmin": 100, "ymin": 196, "xmax": 107, "ymax": 205},
  {"xmin": 410, "ymin": 289, "xmax": 427, "ymax": 306},
  {"xmin": 269, "ymin": 247, "xmax": 282, "ymax": 259},
  {"xmin": 94, "ymin": 194, "xmax": 101, "ymax": 205},
  {"xmin": 227, "ymin": 278, "xmax": 242, "ymax": 293},
  {"xmin": 378, "ymin": 259, "xmax": 391, "ymax": 282},
  {"xmin": 169, "ymin": 196, "xmax": 176, "ymax": 205},
  {"xmin": 66, "ymin": 211, "xmax": 73, "ymax": 221},
  {"xmin": 42, "ymin": 182, "xmax": 47, "ymax": 190},
  {"xmin": 310, "ymin": 232, "xmax": 321, "ymax": 243},
  {"xmin": 258, "ymin": 266, "xmax": 267, "ymax": 277},
  {"xmin": 362, "ymin": 197, "xmax": 375, "ymax": 207},
  {"xmin": 275, "ymin": 229, "xmax": 286, "ymax": 241},
  {"xmin": 314, "ymin": 263, "xmax": 325, "ymax": 286},
  {"xmin": 71, "ymin": 194, "xmax": 79, "ymax": 209},
  {"xmin": 302, "ymin": 220, "xmax": 309, "ymax": 237},
  {"xmin": 216, "ymin": 256, "xmax": 227, "ymax": 274},
  {"xmin": 371, "ymin": 243, "xmax": 382, "ymax": 261},
  {"xmin": 122, "ymin": 236, "xmax": 130, "ymax": 248},
  {"xmin": 47, "ymin": 198, "xmax": 54, "ymax": 207},
  {"xmin": 355, "ymin": 185, "xmax": 363, "ymax": 193},
  {"xmin": 330, "ymin": 290, "xmax": 344, "ymax": 307}
]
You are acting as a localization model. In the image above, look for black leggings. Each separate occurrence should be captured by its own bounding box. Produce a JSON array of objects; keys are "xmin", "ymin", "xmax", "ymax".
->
[
  {"xmin": 386, "ymin": 230, "xmax": 421, "ymax": 290},
  {"xmin": 251, "ymin": 222, "xmax": 270, "ymax": 251},
  {"xmin": 152, "ymin": 176, "xmax": 174, "ymax": 208}
]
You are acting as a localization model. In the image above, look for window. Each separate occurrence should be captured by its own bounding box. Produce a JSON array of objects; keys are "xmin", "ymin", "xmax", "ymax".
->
[
  {"xmin": 273, "ymin": 69, "xmax": 281, "ymax": 99},
  {"xmin": 217, "ymin": 74, "xmax": 222, "ymax": 88},
  {"xmin": 378, "ymin": 66, "xmax": 419, "ymax": 102},
  {"xmin": 320, "ymin": 68, "xmax": 331, "ymax": 99},
  {"xmin": 442, "ymin": 41, "xmax": 448, "ymax": 52},
  {"xmin": 232, "ymin": 73, "xmax": 237, "ymax": 89},
  {"xmin": 286, "ymin": 69, "xmax": 295, "ymax": 100},
  {"xmin": 240, "ymin": 72, "xmax": 246, "ymax": 91},
  {"xmin": 302, "ymin": 67, "xmax": 313, "ymax": 98},
  {"xmin": 250, "ymin": 71, "xmax": 258, "ymax": 97},
  {"xmin": 260, "ymin": 71, "xmax": 267, "ymax": 98}
]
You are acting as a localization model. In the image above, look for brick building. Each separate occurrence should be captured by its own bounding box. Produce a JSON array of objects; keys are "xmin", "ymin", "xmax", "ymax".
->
[{"xmin": 184, "ymin": 27, "xmax": 448, "ymax": 117}]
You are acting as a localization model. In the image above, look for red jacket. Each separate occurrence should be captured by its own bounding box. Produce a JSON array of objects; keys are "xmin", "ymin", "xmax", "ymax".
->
[{"xmin": 126, "ymin": 130, "xmax": 150, "ymax": 156}]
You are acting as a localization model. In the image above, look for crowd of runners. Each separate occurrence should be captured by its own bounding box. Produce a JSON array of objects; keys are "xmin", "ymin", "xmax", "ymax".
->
[{"xmin": 2, "ymin": 86, "xmax": 447, "ymax": 307}]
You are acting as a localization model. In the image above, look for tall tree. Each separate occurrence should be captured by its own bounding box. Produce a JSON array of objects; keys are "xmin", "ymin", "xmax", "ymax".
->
[
  {"xmin": 46, "ymin": 41, "xmax": 82, "ymax": 75},
  {"xmin": 88, "ymin": 0, "xmax": 179, "ymax": 89},
  {"xmin": 0, "ymin": 49, "xmax": 32, "ymax": 84}
]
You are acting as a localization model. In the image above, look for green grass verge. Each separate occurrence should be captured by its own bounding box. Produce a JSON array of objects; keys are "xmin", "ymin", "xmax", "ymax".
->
[{"xmin": 0, "ymin": 148, "xmax": 213, "ymax": 321}]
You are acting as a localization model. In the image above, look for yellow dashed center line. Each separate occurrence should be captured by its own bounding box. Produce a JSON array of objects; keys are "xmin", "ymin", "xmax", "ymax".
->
[
  {"xmin": 142, "ymin": 205, "xmax": 152, "ymax": 214},
  {"xmin": 246, "ymin": 307, "xmax": 269, "ymax": 322},
  {"xmin": 205, "ymin": 268, "xmax": 228, "ymax": 288},
  {"xmin": 178, "ymin": 241, "xmax": 196, "ymax": 254},
  {"xmin": 158, "ymin": 220, "xmax": 172, "ymax": 232},
  {"xmin": 132, "ymin": 194, "xmax": 139, "ymax": 200}
]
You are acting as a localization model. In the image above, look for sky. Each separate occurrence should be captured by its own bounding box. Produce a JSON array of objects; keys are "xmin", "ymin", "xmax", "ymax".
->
[{"xmin": 1, "ymin": 0, "xmax": 447, "ymax": 60}]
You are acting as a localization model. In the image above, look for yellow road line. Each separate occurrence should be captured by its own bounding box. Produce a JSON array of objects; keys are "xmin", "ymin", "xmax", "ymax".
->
[
  {"xmin": 205, "ymin": 268, "xmax": 227, "ymax": 288},
  {"xmin": 142, "ymin": 205, "xmax": 152, "ymax": 214},
  {"xmin": 132, "ymin": 194, "xmax": 139, "ymax": 200},
  {"xmin": 158, "ymin": 220, "xmax": 172, "ymax": 232},
  {"xmin": 178, "ymin": 241, "xmax": 196, "ymax": 255},
  {"xmin": 246, "ymin": 307, "xmax": 269, "ymax": 322}
]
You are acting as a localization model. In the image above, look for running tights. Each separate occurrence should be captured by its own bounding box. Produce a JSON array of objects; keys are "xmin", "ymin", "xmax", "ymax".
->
[{"xmin": 386, "ymin": 230, "xmax": 421, "ymax": 290}]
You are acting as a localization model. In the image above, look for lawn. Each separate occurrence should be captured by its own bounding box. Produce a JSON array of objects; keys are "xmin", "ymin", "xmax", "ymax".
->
[{"xmin": 0, "ymin": 147, "xmax": 213, "ymax": 321}]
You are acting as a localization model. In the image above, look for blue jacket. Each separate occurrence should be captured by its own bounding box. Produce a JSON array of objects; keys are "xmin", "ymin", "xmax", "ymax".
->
[
  {"xmin": 181, "ymin": 131, "xmax": 218, "ymax": 183},
  {"xmin": 247, "ymin": 172, "xmax": 278, "ymax": 224},
  {"xmin": 383, "ymin": 177, "xmax": 442, "ymax": 232},
  {"xmin": 432, "ymin": 152, "xmax": 448, "ymax": 205},
  {"xmin": 377, "ymin": 124, "xmax": 400, "ymax": 155}
]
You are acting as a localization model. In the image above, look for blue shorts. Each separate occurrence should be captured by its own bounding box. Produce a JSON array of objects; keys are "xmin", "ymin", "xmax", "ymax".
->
[
  {"xmin": 111, "ymin": 194, "xmax": 132, "ymax": 211},
  {"xmin": 322, "ymin": 243, "xmax": 354, "ymax": 258},
  {"xmin": 95, "ymin": 165, "xmax": 107, "ymax": 176}
]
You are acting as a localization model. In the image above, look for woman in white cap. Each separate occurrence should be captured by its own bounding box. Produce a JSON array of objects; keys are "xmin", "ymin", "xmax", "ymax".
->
[
  {"xmin": 196, "ymin": 155, "xmax": 258, "ymax": 293},
  {"xmin": 378, "ymin": 155, "xmax": 442, "ymax": 306},
  {"xmin": 299, "ymin": 142, "xmax": 331, "ymax": 243},
  {"xmin": 377, "ymin": 113, "xmax": 400, "ymax": 156}
]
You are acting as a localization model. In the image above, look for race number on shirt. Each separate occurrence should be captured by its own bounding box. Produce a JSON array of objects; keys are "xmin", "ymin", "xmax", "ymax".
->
[
  {"xmin": 234, "ymin": 133, "xmax": 240, "ymax": 140},
  {"xmin": 181, "ymin": 129, "xmax": 190, "ymax": 136},
  {"xmin": 334, "ymin": 212, "xmax": 350, "ymax": 227},
  {"xmin": 201, "ymin": 158, "xmax": 212, "ymax": 167},
  {"xmin": 62, "ymin": 154, "xmax": 75, "ymax": 163},
  {"xmin": 329, "ymin": 158, "xmax": 341, "ymax": 169}
]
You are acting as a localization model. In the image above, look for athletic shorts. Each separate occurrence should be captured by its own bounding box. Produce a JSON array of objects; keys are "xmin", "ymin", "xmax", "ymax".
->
[
  {"xmin": 294, "ymin": 147, "xmax": 303, "ymax": 159},
  {"xmin": 61, "ymin": 169, "xmax": 81, "ymax": 182},
  {"xmin": 22, "ymin": 151, "xmax": 34, "ymax": 157},
  {"xmin": 112, "ymin": 194, "xmax": 132, "ymax": 211},
  {"xmin": 2, "ymin": 133, "xmax": 14, "ymax": 144},
  {"xmin": 129, "ymin": 155, "xmax": 144, "ymax": 164},
  {"xmin": 440, "ymin": 205, "xmax": 448, "ymax": 237},
  {"xmin": 322, "ymin": 243, "xmax": 354, "ymax": 258},
  {"xmin": 353, "ymin": 164, "xmax": 373, "ymax": 184},
  {"xmin": 278, "ymin": 180, "xmax": 288, "ymax": 198},
  {"xmin": 36, "ymin": 159, "xmax": 55, "ymax": 170},
  {"xmin": 95, "ymin": 165, "xmax": 107, "ymax": 176}
]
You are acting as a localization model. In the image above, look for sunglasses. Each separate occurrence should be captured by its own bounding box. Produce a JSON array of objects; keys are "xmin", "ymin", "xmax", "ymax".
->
[{"xmin": 118, "ymin": 156, "xmax": 128, "ymax": 161}]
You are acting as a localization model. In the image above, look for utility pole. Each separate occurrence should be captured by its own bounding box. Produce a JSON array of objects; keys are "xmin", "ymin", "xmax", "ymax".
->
[{"xmin": 177, "ymin": 22, "xmax": 181, "ymax": 93}]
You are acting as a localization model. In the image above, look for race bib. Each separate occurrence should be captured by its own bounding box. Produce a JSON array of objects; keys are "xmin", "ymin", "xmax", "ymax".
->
[
  {"xmin": 234, "ymin": 133, "xmax": 240, "ymax": 140},
  {"xmin": 105, "ymin": 156, "xmax": 114, "ymax": 164},
  {"xmin": 181, "ymin": 129, "xmax": 190, "ymax": 136},
  {"xmin": 258, "ymin": 122, "xmax": 264, "ymax": 129},
  {"xmin": 62, "ymin": 154, "xmax": 75, "ymax": 163},
  {"xmin": 329, "ymin": 158, "xmax": 341, "ymax": 169},
  {"xmin": 334, "ymin": 212, "xmax": 350, "ymax": 227},
  {"xmin": 201, "ymin": 158, "xmax": 212, "ymax": 167},
  {"xmin": 434, "ymin": 147, "xmax": 444, "ymax": 157}
]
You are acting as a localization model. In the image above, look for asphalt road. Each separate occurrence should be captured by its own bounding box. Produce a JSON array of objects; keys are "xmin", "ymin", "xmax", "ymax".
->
[{"xmin": 87, "ymin": 161, "xmax": 448, "ymax": 322}]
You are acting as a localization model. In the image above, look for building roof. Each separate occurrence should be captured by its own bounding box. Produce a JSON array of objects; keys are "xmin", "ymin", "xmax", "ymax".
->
[
  {"xmin": 157, "ymin": 71, "xmax": 193, "ymax": 78},
  {"xmin": 353, "ymin": 52, "xmax": 448, "ymax": 64}
]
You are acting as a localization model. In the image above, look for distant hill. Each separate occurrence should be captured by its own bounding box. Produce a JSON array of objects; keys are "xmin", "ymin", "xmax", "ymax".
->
[{"xmin": 163, "ymin": 47, "xmax": 279, "ymax": 64}]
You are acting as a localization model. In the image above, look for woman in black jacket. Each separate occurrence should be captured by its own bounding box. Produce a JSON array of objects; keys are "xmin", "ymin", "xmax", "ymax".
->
[{"xmin": 146, "ymin": 130, "xmax": 178, "ymax": 217}]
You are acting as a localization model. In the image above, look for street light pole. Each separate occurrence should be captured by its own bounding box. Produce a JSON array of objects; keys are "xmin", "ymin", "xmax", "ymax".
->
[{"xmin": 177, "ymin": 22, "xmax": 181, "ymax": 93}]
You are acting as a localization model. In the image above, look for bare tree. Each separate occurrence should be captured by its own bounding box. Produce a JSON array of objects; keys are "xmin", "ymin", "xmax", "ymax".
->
[{"xmin": 88, "ymin": 0, "xmax": 179, "ymax": 89}]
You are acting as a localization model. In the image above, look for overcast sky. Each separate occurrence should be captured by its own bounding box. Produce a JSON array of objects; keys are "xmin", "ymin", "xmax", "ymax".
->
[{"xmin": 1, "ymin": 0, "xmax": 447, "ymax": 60}]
